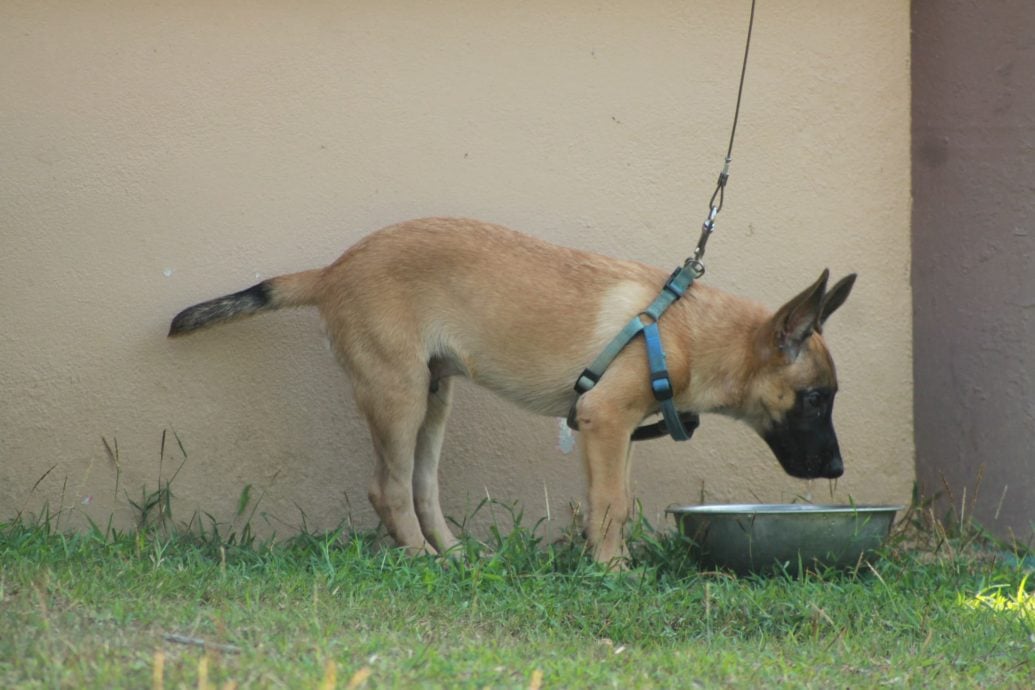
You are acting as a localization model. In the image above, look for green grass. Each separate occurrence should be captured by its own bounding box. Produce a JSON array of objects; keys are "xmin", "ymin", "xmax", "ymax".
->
[{"xmin": 1, "ymin": 499, "xmax": 1032, "ymax": 690}]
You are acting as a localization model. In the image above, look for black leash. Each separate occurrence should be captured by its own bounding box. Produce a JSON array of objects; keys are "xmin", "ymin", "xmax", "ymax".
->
[{"xmin": 685, "ymin": 0, "xmax": 757, "ymax": 277}]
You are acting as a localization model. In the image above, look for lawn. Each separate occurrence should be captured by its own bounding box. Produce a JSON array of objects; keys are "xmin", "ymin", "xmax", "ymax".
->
[{"xmin": 1, "ymin": 500, "xmax": 1032, "ymax": 689}]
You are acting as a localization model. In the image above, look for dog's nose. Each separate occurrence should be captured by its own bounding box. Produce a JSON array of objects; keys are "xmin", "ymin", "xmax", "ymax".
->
[{"xmin": 823, "ymin": 455, "xmax": 844, "ymax": 479}]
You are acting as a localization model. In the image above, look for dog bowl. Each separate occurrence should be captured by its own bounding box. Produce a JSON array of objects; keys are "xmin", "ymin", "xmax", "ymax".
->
[{"xmin": 666, "ymin": 503, "xmax": 903, "ymax": 575}]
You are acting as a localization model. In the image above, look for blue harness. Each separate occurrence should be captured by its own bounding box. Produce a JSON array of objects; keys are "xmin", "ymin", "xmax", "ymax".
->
[{"xmin": 567, "ymin": 262, "xmax": 700, "ymax": 441}]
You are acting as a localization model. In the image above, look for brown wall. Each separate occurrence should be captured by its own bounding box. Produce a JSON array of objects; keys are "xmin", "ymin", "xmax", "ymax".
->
[
  {"xmin": 1, "ymin": 2, "xmax": 912, "ymax": 537},
  {"xmin": 912, "ymin": 0, "xmax": 1035, "ymax": 545}
]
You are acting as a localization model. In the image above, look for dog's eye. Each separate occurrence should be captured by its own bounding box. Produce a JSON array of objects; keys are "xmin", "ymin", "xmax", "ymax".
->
[{"xmin": 803, "ymin": 390, "xmax": 824, "ymax": 412}]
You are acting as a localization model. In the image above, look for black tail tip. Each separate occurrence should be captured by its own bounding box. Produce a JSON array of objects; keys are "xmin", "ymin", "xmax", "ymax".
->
[
  {"xmin": 167, "ymin": 282, "xmax": 271, "ymax": 338},
  {"xmin": 167, "ymin": 312, "xmax": 195, "ymax": 338},
  {"xmin": 168, "ymin": 302, "xmax": 216, "ymax": 337}
]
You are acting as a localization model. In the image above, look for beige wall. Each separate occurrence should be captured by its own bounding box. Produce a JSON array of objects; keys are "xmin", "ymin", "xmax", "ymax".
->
[{"xmin": 1, "ymin": 1, "xmax": 912, "ymax": 538}]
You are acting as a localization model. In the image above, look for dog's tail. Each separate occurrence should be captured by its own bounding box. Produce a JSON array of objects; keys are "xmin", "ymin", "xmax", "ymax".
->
[{"xmin": 168, "ymin": 269, "xmax": 324, "ymax": 337}]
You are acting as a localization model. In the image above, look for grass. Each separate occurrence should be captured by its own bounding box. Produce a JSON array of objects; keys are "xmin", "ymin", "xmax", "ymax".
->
[
  {"xmin": 3, "ymin": 435, "xmax": 1033, "ymax": 688},
  {"xmin": 2, "ymin": 493, "xmax": 1033, "ymax": 690}
]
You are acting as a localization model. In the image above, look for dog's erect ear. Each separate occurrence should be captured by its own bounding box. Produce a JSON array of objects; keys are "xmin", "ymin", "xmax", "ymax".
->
[
  {"xmin": 818, "ymin": 273, "xmax": 857, "ymax": 328},
  {"xmin": 769, "ymin": 269, "xmax": 829, "ymax": 360}
]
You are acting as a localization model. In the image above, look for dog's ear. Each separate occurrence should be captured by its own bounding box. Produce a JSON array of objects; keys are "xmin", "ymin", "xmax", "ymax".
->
[
  {"xmin": 818, "ymin": 273, "xmax": 857, "ymax": 328},
  {"xmin": 769, "ymin": 269, "xmax": 829, "ymax": 360}
]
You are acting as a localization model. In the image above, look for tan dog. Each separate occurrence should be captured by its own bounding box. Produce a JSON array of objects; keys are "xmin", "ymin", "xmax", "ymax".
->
[{"xmin": 169, "ymin": 217, "xmax": 855, "ymax": 565}]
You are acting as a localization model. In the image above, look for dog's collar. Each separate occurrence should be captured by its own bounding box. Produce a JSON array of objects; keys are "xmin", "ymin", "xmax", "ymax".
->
[{"xmin": 567, "ymin": 263, "xmax": 700, "ymax": 442}]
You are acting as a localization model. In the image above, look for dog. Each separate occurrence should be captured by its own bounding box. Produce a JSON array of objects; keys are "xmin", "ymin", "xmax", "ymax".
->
[{"xmin": 169, "ymin": 217, "xmax": 856, "ymax": 565}]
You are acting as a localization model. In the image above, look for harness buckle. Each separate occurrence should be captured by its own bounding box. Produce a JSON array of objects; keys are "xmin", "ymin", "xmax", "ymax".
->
[
  {"xmin": 574, "ymin": 368, "xmax": 601, "ymax": 394},
  {"xmin": 663, "ymin": 266, "xmax": 692, "ymax": 298},
  {"xmin": 650, "ymin": 371, "xmax": 674, "ymax": 401}
]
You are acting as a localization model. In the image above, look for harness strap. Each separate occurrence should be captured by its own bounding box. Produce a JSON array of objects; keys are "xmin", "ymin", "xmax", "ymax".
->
[
  {"xmin": 568, "ymin": 264, "xmax": 699, "ymax": 441},
  {"xmin": 643, "ymin": 321, "xmax": 692, "ymax": 441},
  {"xmin": 573, "ymin": 265, "xmax": 694, "ymax": 395}
]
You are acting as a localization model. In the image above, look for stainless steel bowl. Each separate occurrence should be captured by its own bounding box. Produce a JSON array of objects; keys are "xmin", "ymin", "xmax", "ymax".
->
[{"xmin": 666, "ymin": 503, "xmax": 904, "ymax": 575}]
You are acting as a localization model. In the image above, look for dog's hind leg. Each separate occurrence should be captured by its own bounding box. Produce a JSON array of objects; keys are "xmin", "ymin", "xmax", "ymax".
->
[
  {"xmin": 413, "ymin": 374, "xmax": 460, "ymax": 554},
  {"xmin": 355, "ymin": 366, "xmax": 437, "ymax": 556}
]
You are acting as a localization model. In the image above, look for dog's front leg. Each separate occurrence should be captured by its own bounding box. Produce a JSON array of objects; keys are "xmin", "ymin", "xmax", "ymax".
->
[{"xmin": 575, "ymin": 391, "xmax": 642, "ymax": 568}]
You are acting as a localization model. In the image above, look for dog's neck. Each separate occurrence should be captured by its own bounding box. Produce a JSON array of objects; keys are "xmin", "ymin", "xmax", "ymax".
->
[{"xmin": 676, "ymin": 284, "xmax": 773, "ymax": 418}]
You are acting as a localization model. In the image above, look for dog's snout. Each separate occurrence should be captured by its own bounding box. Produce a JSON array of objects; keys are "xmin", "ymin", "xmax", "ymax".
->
[{"xmin": 823, "ymin": 455, "xmax": 844, "ymax": 479}]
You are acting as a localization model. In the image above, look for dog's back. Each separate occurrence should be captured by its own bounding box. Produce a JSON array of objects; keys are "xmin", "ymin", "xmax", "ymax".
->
[{"xmin": 170, "ymin": 217, "xmax": 671, "ymax": 415}]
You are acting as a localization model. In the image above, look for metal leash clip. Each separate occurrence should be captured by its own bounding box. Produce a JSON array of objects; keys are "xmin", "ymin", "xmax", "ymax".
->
[{"xmin": 687, "ymin": 158, "xmax": 731, "ymax": 277}]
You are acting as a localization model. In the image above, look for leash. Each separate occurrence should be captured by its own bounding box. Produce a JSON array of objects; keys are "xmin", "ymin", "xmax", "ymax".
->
[
  {"xmin": 688, "ymin": 0, "xmax": 756, "ymax": 277},
  {"xmin": 568, "ymin": 0, "xmax": 757, "ymax": 442}
]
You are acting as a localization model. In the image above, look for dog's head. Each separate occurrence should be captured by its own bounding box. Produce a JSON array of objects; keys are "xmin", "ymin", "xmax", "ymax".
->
[{"xmin": 742, "ymin": 270, "xmax": 856, "ymax": 480}]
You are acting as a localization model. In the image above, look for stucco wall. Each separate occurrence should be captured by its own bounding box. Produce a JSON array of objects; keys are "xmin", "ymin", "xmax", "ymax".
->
[
  {"xmin": 1, "ymin": 1, "xmax": 912, "ymax": 538},
  {"xmin": 913, "ymin": 0, "xmax": 1035, "ymax": 545}
]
